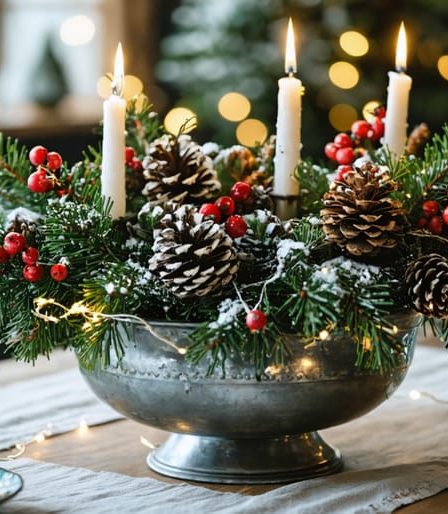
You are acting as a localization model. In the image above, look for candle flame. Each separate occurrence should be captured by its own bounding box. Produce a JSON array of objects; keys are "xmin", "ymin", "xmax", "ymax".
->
[
  {"xmin": 112, "ymin": 42, "xmax": 124, "ymax": 97},
  {"xmin": 284, "ymin": 18, "xmax": 297, "ymax": 75},
  {"xmin": 395, "ymin": 22, "xmax": 407, "ymax": 72}
]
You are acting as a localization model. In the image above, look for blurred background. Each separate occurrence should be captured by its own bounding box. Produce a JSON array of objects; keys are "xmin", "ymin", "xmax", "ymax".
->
[{"xmin": 0, "ymin": 0, "xmax": 447, "ymax": 161}]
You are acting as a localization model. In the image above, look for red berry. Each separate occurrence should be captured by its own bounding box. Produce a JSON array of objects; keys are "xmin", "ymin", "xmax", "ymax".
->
[
  {"xmin": 225, "ymin": 215, "xmax": 247, "ymax": 238},
  {"xmin": 324, "ymin": 142, "xmax": 338, "ymax": 161},
  {"xmin": 335, "ymin": 165, "xmax": 353, "ymax": 182},
  {"xmin": 374, "ymin": 105, "xmax": 386, "ymax": 119},
  {"xmin": 50, "ymin": 263, "xmax": 69, "ymax": 282},
  {"xmin": 230, "ymin": 181, "xmax": 252, "ymax": 202},
  {"xmin": 22, "ymin": 247, "xmax": 39, "ymax": 265},
  {"xmin": 246, "ymin": 309, "xmax": 267, "ymax": 332},
  {"xmin": 417, "ymin": 217, "xmax": 428, "ymax": 228},
  {"xmin": 0, "ymin": 247, "xmax": 9, "ymax": 264},
  {"xmin": 199, "ymin": 203, "xmax": 222, "ymax": 223},
  {"xmin": 125, "ymin": 147, "xmax": 135, "ymax": 164},
  {"xmin": 442, "ymin": 206, "xmax": 448, "ymax": 226},
  {"xmin": 368, "ymin": 119, "xmax": 385, "ymax": 141},
  {"xmin": 334, "ymin": 133, "xmax": 353, "ymax": 148},
  {"xmin": 428, "ymin": 216, "xmax": 443, "ymax": 235},
  {"xmin": 351, "ymin": 120, "xmax": 371, "ymax": 139},
  {"xmin": 29, "ymin": 145, "xmax": 48, "ymax": 166},
  {"xmin": 28, "ymin": 169, "xmax": 52, "ymax": 193},
  {"xmin": 335, "ymin": 147, "xmax": 355, "ymax": 165},
  {"xmin": 46, "ymin": 151, "xmax": 63, "ymax": 171},
  {"xmin": 4, "ymin": 232, "xmax": 26, "ymax": 256},
  {"xmin": 23, "ymin": 264, "xmax": 44, "ymax": 282},
  {"xmin": 215, "ymin": 196, "xmax": 235, "ymax": 217},
  {"xmin": 422, "ymin": 200, "xmax": 440, "ymax": 218},
  {"xmin": 129, "ymin": 157, "xmax": 143, "ymax": 172}
]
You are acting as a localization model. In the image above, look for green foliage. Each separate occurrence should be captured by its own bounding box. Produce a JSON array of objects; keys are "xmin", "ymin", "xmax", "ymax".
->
[
  {"xmin": 295, "ymin": 161, "xmax": 331, "ymax": 216},
  {"xmin": 0, "ymin": 135, "xmax": 44, "ymax": 211},
  {"xmin": 125, "ymin": 97, "xmax": 162, "ymax": 157}
]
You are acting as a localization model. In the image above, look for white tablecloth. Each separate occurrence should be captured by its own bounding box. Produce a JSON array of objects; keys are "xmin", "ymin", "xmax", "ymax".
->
[{"xmin": 1, "ymin": 344, "xmax": 448, "ymax": 513}]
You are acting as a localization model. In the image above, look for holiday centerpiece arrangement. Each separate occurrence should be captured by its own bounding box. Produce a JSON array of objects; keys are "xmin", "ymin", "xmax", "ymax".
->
[{"xmin": 0, "ymin": 21, "xmax": 447, "ymax": 482}]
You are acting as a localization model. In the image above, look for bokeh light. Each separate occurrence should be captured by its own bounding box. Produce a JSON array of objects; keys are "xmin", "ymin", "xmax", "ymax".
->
[
  {"xmin": 96, "ymin": 75, "xmax": 143, "ymax": 100},
  {"xmin": 328, "ymin": 62, "xmax": 359, "ymax": 89},
  {"xmin": 218, "ymin": 92, "xmax": 251, "ymax": 122},
  {"xmin": 164, "ymin": 107, "xmax": 197, "ymax": 134},
  {"xmin": 437, "ymin": 55, "xmax": 448, "ymax": 80},
  {"xmin": 362, "ymin": 100, "xmax": 382, "ymax": 122},
  {"xmin": 329, "ymin": 104, "xmax": 357, "ymax": 131},
  {"xmin": 236, "ymin": 119, "xmax": 268, "ymax": 147},
  {"xmin": 60, "ymin": 15, "xmax": 96, "ymax": 47},
  {"xmin": 339, "ymin": 31, "xmax": 369, "ymax": 57}
]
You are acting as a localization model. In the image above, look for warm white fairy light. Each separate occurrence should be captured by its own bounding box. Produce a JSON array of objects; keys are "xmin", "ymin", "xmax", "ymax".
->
[
  {"xmin": 319, "ymin": 330, "xmax": 330, "ymax": 340},
  {"xmin": 33, "ymin": 297, "xmax": 186, "ymax": 355},
  {"xmin": 409, "ymin": 389, "xmax": 421, "ymax": 400},
  {"xmin": 78, "ymin": 417, "xmax": 89, "ymax": 436}
]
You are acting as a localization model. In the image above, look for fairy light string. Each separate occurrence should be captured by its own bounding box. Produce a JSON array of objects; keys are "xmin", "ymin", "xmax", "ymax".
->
[{"xmin": 32, "ymin": 297, "xmax": 187, "ymax": 355}]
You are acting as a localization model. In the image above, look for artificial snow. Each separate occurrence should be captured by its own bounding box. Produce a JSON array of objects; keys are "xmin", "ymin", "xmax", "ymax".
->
[{"xmin": 208, "ymin": 298, "xmax": 245, "ymax": 329}]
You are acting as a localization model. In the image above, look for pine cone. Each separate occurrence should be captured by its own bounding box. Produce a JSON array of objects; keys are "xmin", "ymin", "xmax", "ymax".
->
[
  {"xmin": 142, "ymin": 134, "xmax": 220, "ymax": 206},
  {"xmin": 235, "ymin": 210, "xmax": 285, "ymax": 282},
  {"xmin": 406, "ymin": 123, "xmax": 430, "ymax": 156},
  {"xmin": 149, "ymin": 205, "xmax": 239, "ymax": 298},
  {"xmin": 405, "ymin": 253, "xmax": 448, "ymax": 317},
  {"xmin": 321, "ymin": 162, "xmax": 406, "ymax": 257}
]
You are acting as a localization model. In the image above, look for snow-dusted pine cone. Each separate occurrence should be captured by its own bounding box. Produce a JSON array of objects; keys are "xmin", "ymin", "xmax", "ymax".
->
[
  {"xmin": 235, "ymin": 210, "xmax": 285, "ymax": 282},
  {"xmin": 142, "ymin": 134, "xmax": 220, "ymax": 206},
  {"xmin": 321, "ymin": 162, "xmax": 406, "ymax": 257},
  {"xmin": 149, "ymin": 205, "xmax": 239, "ymax": 298},
  {"xmin": 405, "ymin": 253, "xmax": 448, "ymax": 317}
]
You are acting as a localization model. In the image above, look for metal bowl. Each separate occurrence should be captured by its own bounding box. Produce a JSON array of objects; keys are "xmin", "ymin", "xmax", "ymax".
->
[{"xmin": 80, "ymin": 311, "xmax": 419, "ymax": 484}]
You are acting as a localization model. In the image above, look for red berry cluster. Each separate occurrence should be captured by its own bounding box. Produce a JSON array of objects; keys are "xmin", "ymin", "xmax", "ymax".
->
[
  {"xmin": 125, "ymin": 147, "xmax": 143, "ymax": 172},
  {"xmin": 199, "ymin": 182, "xmax": 251, "ymax": 239},
  {"xmin": 418, "ymin": 200, "xmax": 448, "ymax": 235},
  {"xmin": 28, "ymin": 146, "xmax": 63, "ymax": 193},
  {"xmin": 324, "ymin": 106, "xmax": 386, "ymax": 166},
  {"xmin": 0, "ymin": 231, "xmax": 69, "ymax": 283}
]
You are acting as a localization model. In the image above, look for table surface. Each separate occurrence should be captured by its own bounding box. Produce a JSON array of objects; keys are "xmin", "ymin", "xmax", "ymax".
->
[{"xmin": 1, "ymin": 350, "xmax": 448, "ymax": 512}]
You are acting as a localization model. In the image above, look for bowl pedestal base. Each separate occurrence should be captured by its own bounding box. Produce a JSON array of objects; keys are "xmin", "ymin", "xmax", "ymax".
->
[{"xmin": 148, "ymin": 432, "xmax": 342, "ymax": 484}]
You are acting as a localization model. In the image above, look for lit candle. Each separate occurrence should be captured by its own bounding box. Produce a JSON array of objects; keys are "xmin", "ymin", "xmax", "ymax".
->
[
  {"xmin": 273, "ymin": 18, "xmax": 302, "ymax": 200},
  {"xmin": 384, "ymin": 22, "xmax": 412, "ymax": 158},
  {"xmin": 102, "ymin": 43, "xmax": 126, "ymax": 219}
]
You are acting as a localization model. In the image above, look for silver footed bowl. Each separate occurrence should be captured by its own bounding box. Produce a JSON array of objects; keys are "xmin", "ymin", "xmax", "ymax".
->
[{"xmin": 80, "ymin": 311, "xmax": 419, "ymax": 484}]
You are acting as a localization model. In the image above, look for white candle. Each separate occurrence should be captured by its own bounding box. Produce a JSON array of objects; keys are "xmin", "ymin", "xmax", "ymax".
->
[
  {"xmin": 102, "ymin": 43, "xmax": 126, "ymax": 219},
  {"xmin": 273, "ymin": 18, "xmax": 302, "ymax": 197},
  {"xmin": 384, "ymin": 22, "xmax": 412, "ymax": 158}
]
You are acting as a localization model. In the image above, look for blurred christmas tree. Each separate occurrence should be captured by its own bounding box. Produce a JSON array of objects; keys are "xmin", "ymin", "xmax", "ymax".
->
[{"xmin": 157, "ymin": 0, "xmax": 448, "ymax": 157}]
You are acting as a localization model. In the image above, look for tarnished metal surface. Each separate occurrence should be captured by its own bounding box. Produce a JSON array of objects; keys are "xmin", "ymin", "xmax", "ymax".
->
[{"xmin": 80, "ymin": 311, "xmax": 418, "ymax": 483}]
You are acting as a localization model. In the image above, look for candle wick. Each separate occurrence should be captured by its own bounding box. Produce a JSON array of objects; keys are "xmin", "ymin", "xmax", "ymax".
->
[
  {"xmin": 396, "ymin": 66, "xmax": 406, "ymax": 74},
  {"xmin": 287, "ymin": 68, "xmax": 295, "ymax": 77},
  {"xmin": 112, "ymin": 76, "xmax": 124, "ymax": 97}
]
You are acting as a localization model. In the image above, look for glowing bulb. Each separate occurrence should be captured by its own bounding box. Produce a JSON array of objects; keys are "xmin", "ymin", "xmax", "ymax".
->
[
  {"xmin": 60, "ymin": 15, "xmax": 95, "ymax": 47},
  {"xmin": 339, "ymin": 30, "xmax": 369, "ymax": 57},
  {"xmin": 319, "ymin": 330, "xmax": 330, "ymax": 340},
  {"xmin": 285, "ymin": 18, "xmax": 297, "ymax": 74},
  {"xmin": 78, "ymin": 417, "xmax": 89, "ymax": 436},
  {"xmin": 178, "ymin": 347, "xmax": 187, "ymax": 355},
  {"xmin": 236, "ymin": 119, "xmax": 268, "ymax": 147},
  {"xmin": 164, "ymin": 107, "xmax": 197, "ymax": 135},
  {"xmin": 409, "ymin": 390, "xmax": 421, "ymax": 400},
  {"xmin": 35, "ymin": 432, "xmax": 46, "ymax": 443},
  {"xmin": 329, "ymin": 62, "xmax": 359, "ymax": 89},
  {"xmin": 218, "ymin": 92, "xmax": 251, "ymax": 122},
  {"xmin": 112, "ymin": 43, "xmax": 124, "ymax": 97},
  {"xmin": 396, "ymin": 22, "xmax": 407, "ymax": 72}
]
